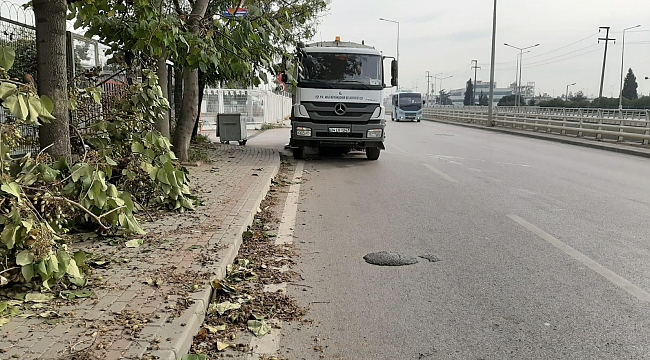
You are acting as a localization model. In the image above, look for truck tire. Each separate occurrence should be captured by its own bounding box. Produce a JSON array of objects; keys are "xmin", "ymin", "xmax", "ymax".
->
[
  {"xmin": 366, "ymin": 147, "xmax": 380, "ymax": 160},
  {"xmin": 293, "ymin": 146, "xmax": 304, "ymax": 160}
]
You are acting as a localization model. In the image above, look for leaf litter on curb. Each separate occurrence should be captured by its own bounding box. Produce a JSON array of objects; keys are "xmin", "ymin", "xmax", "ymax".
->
[{"xmin": 188, "ymin": 160, "xmax": 308, "ymax": 358}]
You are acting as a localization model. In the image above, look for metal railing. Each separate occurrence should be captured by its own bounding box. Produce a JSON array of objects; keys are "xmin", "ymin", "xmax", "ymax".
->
[
  {"xmin": 423, "ymin": 107, "xmax": 650, "ymax": 145},
  {"xmin": 200, "ymin": 88, "xmax": 292, "ymax": 130}
]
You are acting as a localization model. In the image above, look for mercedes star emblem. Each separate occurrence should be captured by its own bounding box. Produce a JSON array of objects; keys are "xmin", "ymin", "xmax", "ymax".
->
[{"xmin": 334, "ymin": 103, "xmax": 347, "ymax": 116}]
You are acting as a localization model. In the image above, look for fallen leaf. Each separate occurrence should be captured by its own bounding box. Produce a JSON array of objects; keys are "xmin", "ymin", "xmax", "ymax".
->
[
  {"xmin": 248, "ymin": 319, "xmax": 271, "ymax": 337},
  {"xmin": 60, "ymin": 290, "xmax": 95, "ymax": 301},
  {"xmin": 216, "ymin": 342, "xmax": 231, "ymax": 351},
  {"xmin": 125, "ymin": 239, "xmax": 144, "ymax": 248},
  {"xmin": 38, "ymin": 311, "xmax": 59, "ymax": 318},
  {"xmin": 0, "ymin": 318, "xmax": 8, "ymax": 327},
  {"xmin": 205, "ymin": 324, "xmax": 226, "ymax": 333},
  {"xmin": 181, "ymin": 355, "xmax": 207, "ymax": 360},
  {"xmin": 25, "ymin": 293, "xmax": 54, "ymax": 303},
  {"xmin": 215, "ymin": 301, "xmax": 241, "ymax": 315},
  {"xmin": 0, "ymin": 276, "xmax": 7, "ymax": 287}
]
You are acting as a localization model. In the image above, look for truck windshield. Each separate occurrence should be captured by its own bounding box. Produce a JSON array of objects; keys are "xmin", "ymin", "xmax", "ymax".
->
[
  {"xmin": 300, "ymin": 53, "xmax": 382, "ymax": 89},
  {"xmin": 397, "ymin": 93, "xmax": 422, "ymax": 111}
]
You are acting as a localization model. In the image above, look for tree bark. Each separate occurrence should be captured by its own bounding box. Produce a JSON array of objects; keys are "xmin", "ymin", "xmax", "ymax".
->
[
  {"xmin": 33, "ymin": 0, "xmax": 71, "ymax": 160},
  {"xmin": 172, "ymin": 69, "xmax": 199, "ymax": 161},
  {"xmin": 173, "ymin": 65, "xmax": 183, "ymax": 125},
  {"xmin": 171, "ymin": 0, "xmax": 209, "ymax": 161},
  {"xmin": 156, "ymin": 55, "xmax": 171, "ymax": 138},
  {"xmin": 191, "ymin": 69, "xmax": 205, "ymax": 142}
]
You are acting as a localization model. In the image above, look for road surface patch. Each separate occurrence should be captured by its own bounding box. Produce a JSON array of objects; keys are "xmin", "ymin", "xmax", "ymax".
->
[{"xmin": 363, "ymin": 251, "xmax": 419, "ymax": 266}]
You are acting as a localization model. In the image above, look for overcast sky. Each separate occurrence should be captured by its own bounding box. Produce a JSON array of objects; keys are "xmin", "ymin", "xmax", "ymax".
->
[
  {"xmin": 316, "ymin": 0, "xmax": 650, "ymax": 98},
  {"xmin": 3, "ymin": 0, "xmax": 648, "ymax": 98}
]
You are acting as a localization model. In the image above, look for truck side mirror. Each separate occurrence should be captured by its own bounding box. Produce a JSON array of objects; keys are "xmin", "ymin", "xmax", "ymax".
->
[
  {"xmin": 390, "ymin": 60, "xmax": 398, "ymax": 87},
  {"xmin": 422, "ymin": 100, "xmax": 426, "ymax": 105}
]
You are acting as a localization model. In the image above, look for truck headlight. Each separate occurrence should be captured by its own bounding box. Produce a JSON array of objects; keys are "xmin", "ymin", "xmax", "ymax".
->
[
  {"xmin": 367, "ymin": 129, "xmax": 383, "ymax": 138},
  {"xmin": 296, "ymin": 127, "xmax": 311, "ymax": 137}
]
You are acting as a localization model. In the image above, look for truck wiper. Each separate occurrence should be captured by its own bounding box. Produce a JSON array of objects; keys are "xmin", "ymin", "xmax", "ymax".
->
[
  {"xmin": 300, "ymin": 80, "xmax": 335, "ymax": 89},
  {"xmin": 338, "ymin": 80, "xmax": 372, "ymax": 90}
]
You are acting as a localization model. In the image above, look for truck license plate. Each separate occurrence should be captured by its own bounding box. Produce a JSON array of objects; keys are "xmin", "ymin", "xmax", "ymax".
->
[{"xmin": 329, "ymin": 128, "xmax": 351, "ymax": 133}]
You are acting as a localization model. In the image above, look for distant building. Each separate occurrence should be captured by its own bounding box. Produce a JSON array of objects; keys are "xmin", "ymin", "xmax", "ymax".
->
[{"xmin": 449, "ymin": 81, "xmax": 513, "ymax": 106}]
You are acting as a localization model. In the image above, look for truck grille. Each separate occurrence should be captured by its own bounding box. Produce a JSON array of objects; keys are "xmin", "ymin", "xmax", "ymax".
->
[{"xmin": 315, "ymin": 132, "xmax": 364, "ymax": 138}]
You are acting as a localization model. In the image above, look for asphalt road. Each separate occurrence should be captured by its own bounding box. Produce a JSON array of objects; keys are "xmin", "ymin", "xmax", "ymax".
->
[{"xmin": 250, "ymin": 120, "xmax": 650, "ymax": 360}]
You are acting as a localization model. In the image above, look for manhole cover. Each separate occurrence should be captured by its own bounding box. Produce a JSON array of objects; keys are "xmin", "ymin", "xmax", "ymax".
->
[
  {"xmin": 419, "ymin": 254, "xmax": 441, "ymax": 263},
  {"xmin": 363, "ymin": 251, "xmax": 419, "ymax": 266}
]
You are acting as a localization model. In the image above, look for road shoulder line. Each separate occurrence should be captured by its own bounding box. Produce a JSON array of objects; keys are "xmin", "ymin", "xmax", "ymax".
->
[{"xmin": 508, "ymin": 214, "xmax": 650, "ymax": 302}]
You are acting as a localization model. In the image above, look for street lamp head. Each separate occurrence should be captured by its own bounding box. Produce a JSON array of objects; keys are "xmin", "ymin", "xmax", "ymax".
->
[{"xmin": 570, "ymin": 82, "xmax": 576, "ymax": 86}]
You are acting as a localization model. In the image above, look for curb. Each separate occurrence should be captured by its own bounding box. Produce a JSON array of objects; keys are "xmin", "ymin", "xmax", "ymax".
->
[
  {"xmin": 151, "ymin": 151, "xmax": 281, "ymax": 360},
  {"xmin": 422, "ymin": 117, "xmax": 650, "ymax": 159}
]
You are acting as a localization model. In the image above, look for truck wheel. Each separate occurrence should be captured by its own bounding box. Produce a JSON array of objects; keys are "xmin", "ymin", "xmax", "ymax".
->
[
  {"xmin": 293, "ymin": 146, "xmax": 304, "ymax": 160},
  {"xmin": 366, "ymin": 147, "xmax": 380, "ymax": 160}
]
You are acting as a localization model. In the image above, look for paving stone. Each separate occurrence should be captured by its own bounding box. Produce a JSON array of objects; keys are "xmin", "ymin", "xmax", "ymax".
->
[{"xmin": 5, "ymin": 145, "xmax": 280, "ymax": 359}]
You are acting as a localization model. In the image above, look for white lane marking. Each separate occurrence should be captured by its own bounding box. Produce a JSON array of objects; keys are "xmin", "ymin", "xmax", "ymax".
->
[
  {"xmin": 393, "ymin": 145, "xmax": 407, "ymax": 154},
  {"xmin": 508, "ymin": 214, "xmax": 650, "ymax": 302},
  {"xmin": 276, "ymin": 161, "xmax": 304, "ymax": 245},
  {"xmin": 479, "ymin": 144, "xmax": 508, "ymax": 154},
  {"xmin": 495, "ymin": 161, "xmax": 531, "ymax": 168},
  {"xmin": 426, "ymin": 155, "xmax": 531, "ymax": 168},
  {"xmin": 422, "ymin": 163, "xmax": 459, "ymax": 183}
]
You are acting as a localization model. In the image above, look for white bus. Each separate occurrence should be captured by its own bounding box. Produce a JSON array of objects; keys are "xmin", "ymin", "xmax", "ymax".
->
[{"xmin": 390, "ymin": 91, "xmax": 424, "ymax": 122}]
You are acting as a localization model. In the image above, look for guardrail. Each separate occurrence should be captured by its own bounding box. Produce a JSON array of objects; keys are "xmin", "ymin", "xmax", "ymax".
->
[
  {"xmin": 423, "ymin": 108, "xmax": 650, "ymax": 145},
  {"xmin": 423, "ymin": 105, "xmax": 649, "ymax": 120}
]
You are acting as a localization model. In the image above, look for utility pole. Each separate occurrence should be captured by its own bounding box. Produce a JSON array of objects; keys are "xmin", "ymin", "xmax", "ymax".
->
[
  {"xmin": 487, "ymin": 0, "xmax": 497, "ymax": 126},
  {"xmin": 598, "ymin": 26, "xmax": 615, "ymax": 101},
  {"xmin": 471, "ymin": 60, "xmax": 481, "ymax": 105},
  {"xmin": 425, "ymin": 71, "xmax": 433, "ymax": 102}
]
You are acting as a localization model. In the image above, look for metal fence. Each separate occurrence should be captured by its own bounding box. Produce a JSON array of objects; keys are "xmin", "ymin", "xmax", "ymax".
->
[
  {"xmin": 199, "ymin": 88, "xmax": 292, "ymax": 131},
  {"xmin": 0, "ymin": 2, "xmax": 131, "ymax": 155},
  {"xmin": 0, "ymin": 1, "xmax": 38, "ymax": 155},
  {"xmin": 423, "ymin": 107, "xmax": 650, "ymax": 145},
  {"xmin": 425, "ymin": 105, "xmax": 649, "ymax": 120}
]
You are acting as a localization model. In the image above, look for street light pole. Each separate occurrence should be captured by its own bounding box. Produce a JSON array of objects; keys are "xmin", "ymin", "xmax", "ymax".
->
[
  {"xmin": 504, "ymin": 42, "xmax": 540, "ymax": 108},
  {"xmin": 379, "ymin": 18, "xmax": 400, "ymax": 89},
  {"xmin": 566, "ymin": 82, "xmax": 576, "ymax": 102},
  {"xmin": 619, "ymin": 25, "xmax": 641, "ymax": 110},
  {"xmin": 437, "ymin": 75, "xmax": 453, "ymax": 105},
  {"xmin": 425, "ymin": 71, "xmax": 433, "ymax": 102},
  {"xmin": 471, "ymin": 60, "xmax": 481, "ymax": 105},
  {"xmin": 487, "ymin": 0, "xmax": 497, "ymax": 126}
]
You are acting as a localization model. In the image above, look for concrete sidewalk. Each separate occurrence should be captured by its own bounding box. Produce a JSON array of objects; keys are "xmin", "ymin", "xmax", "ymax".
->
[
  {"xmin": 423, "ymin": 117, "xmax": 650, "ymax": 159},
  {"xmin": 0, "ymin": 145, "xmax": 280, "ymax": 359}
]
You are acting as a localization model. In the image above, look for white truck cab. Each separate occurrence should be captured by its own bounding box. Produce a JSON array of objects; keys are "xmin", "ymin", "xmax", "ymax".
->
[{"xmin": 288, "ymin": 38, "xmax": 398, "ymax": 160}]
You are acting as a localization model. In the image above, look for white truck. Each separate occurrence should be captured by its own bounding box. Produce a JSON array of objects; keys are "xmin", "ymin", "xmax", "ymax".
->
[{"xmin": 286, "ymin": 37, "xmax": 397, "ymax": 160}]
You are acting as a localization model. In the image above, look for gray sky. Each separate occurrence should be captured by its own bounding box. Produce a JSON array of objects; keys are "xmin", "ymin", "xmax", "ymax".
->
[
  {"xmin": 316, "ymin": 0, "xmax": 650, "ymax": 98},
  {"xmin": 3, "ymin": 0, "xmax": 648, "ymax": 98}
]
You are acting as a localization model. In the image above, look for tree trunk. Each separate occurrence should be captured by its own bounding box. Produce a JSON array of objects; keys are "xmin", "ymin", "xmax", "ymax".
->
[
  {"xmin": 173, "ymin": 65, "xmax": 183, "ymax": 125},
  {"xmin": 191, "ymin": 70, "xmax": 205, "ymax": 142},
  {"xmin": 171, "ymin": 0, "xmax": 209, "ymax": 161},
  {"xmin": 33, "ymin": 0, "xmax": 71, "ymax": 160},
  {"xmin": 172, "ymin": 69, "xmax": 199, "ymax": 161},
  {"xmin": 156, "ymin": 55, "xmax": 171, "ymax": 138}
]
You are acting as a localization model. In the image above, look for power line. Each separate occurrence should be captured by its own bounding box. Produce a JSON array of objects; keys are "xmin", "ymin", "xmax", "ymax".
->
[
  {"xmin": 479, "ymin": 32, "xmax": 599, "ymax": 67},
  {"xmin": 494, "ymin": 47, "xmax": 603, "ymax": 71}
]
